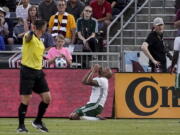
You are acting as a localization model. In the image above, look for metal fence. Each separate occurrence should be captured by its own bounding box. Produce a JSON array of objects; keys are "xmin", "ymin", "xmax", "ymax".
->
[
  {"xmin": 71, "ymin": 52, "xmax": 120, "ymax": 70},
  {"xmin": 0, "ymin": 51, "xmax": 121, "ymax": 70}
]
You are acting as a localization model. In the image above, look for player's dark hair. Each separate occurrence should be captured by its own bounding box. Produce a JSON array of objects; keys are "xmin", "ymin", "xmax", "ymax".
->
[{"xmin": 34, "ymin": 19, "xmax": 46, "ymax": 30}]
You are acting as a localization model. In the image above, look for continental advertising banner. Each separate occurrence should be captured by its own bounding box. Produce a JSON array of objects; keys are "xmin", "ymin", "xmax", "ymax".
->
[{"xmin": 115, "ymin": 73, "xmax": 180, "ymax": 118}]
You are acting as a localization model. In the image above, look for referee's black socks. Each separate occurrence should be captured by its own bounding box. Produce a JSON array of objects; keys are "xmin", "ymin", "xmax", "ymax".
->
[
  {"xmin": 18, "ymin": 103, "xmax": 28, "ymax": 127},
  {"xmin": 35, "ymin": 101, "xmax": 49, "ymax": 123}
]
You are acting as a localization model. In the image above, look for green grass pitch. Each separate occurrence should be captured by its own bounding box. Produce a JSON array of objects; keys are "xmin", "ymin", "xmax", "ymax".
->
[{"xmin": 0, "ymin": 118, "xmax": 180, "ymax": 135}]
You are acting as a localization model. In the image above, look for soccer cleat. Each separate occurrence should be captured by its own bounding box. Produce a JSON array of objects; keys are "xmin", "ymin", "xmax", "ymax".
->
[
  {"xmin": 17, "ymin": 125, "xmax": 28, "ymax": 133},
  {"xmin": 32, "ymin": 120, "xmax": 48, "ymax": 132}
]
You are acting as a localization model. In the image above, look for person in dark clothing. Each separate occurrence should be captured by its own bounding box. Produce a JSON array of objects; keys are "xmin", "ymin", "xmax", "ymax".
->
[
  {"xmin": 0, "ymin": 0, "xmax": 16, "ymax": 12},
  {"xmin": 38, "ymin": 0, "xmax": 58, "ymax": 22},
  {"xmin": 6, "ymin": 0, "xmax": 16, "ymax": 12},
  {"xmin": 107, "ymin": 0, "xmax": 127, "ymax": 16},
  {"xmin": 41, "ymin": 32, "xmax": 55, "ymax": 50},
  {"xmin": 0, "ymin": 0, "xmax": 6, "ymax": 7},
  {"xmin": 66, "ymin": 0, "xmax": 85, "ymax": 21},
  {"xmin": 141, "ymin": 17, "xmax": 172, "ymax": 72},
  {"xmin": 77, "ymin": 5, "xmax": 98, "ymax": 52}
]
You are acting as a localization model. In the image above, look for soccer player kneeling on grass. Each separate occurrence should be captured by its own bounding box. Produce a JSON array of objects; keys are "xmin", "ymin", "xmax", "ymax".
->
[{"xmin": 69, "ymin": 64, "xmax": 113, "ymax": 120}]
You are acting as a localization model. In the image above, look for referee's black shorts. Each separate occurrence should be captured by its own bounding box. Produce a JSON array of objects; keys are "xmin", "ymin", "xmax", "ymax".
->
[{"xmin": 20, "ymin": 65, "xmax": 49, "ymax": 95}]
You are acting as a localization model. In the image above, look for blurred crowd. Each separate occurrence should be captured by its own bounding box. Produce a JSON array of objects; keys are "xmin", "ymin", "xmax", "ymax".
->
[{"xmin": 0, "ymin": 0, "xmax": 130, "ymax": 51}]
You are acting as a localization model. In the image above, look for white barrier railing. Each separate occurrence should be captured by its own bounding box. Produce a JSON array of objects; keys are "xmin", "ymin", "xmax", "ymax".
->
[{"xmin": 0, "ymin": 51, "xmax": 120, "ymax": 70}]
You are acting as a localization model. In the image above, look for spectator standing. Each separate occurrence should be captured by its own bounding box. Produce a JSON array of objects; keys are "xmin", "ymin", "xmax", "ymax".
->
[
  {"xmin": 90, "ymin": 0, "xmax": 112, "ymax": 33},
  {"xmin": 48, "ymin": 0, "xmax": 76, "ymax": 45},
  {"xmin": 66, "ymin": 0, "xmax": 85, "ymax": 21},
  {"xmin": 46, "ymin": 34, "xmax": 72, "ymax": 67},
  {"xmin": 141, "ymin": 17, "xmax": 172, "ymax": 72},
  {"xmin": 38, "ymin": 0, "xmax": 58, "ymax": 22},
  {"xmin": 77, "ymin": 5, "xmax": 98, "ymax": 52},
  {"xmin": 16, "ymin": 0, "xmax": 31, "ymax": 20}
]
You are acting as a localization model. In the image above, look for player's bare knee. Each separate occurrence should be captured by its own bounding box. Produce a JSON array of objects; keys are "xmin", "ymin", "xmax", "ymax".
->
[
  {"xmin": 41, "ymin": 93, "xmax": 51, "ymax": 104},
  {"xmin": 21, "ymin": 95, "xmax": 32, "ymax": 105},
  {"xmin": 43, "ymin": 97, "xmax": 51, "ymax": 104}
]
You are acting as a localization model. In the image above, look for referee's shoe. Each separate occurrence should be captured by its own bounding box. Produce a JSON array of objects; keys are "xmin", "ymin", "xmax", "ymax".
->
[
  {"xmin": 32, "ymin": 120, "xmax": 48, "ymax": 132},
  {"xmin": 17, "ymin": 125, "xmax": 28, "ymax": 133}
]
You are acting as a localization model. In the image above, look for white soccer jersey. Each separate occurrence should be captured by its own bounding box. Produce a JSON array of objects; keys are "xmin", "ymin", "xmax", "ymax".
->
[
  {"xmin": 87, "ymin": 77, "xmax": 109, "ymax": 107},
  {"xmin": 174, "ymin": 37, "xmax": 180, "ymax": 73}
]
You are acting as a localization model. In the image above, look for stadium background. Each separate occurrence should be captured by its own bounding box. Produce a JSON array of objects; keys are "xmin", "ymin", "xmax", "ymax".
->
[{"xmin": 0, "ymin": 0, "xmax": 179, "ymax": 118}]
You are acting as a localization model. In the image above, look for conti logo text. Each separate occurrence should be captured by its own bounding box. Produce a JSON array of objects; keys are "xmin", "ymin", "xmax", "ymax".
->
[{"xmin": 125, "ymin": 77, "xmax": 180, "ymax": 116}]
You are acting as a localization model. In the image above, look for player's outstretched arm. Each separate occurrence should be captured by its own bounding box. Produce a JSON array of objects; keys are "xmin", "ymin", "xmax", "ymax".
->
[{"xmin": 81, "ymin": 64, "xmax": 99, "ymax": 86}]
